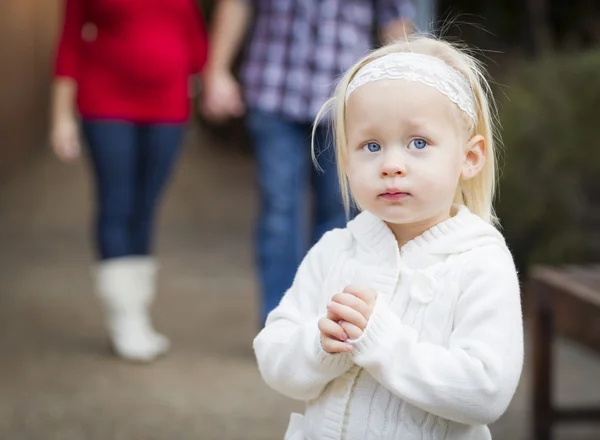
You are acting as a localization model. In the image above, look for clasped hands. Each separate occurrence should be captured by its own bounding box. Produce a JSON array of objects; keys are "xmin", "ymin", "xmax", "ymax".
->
[{"xmin": 318, "ymin": 285, "xmax": 377, "ymax": 354}]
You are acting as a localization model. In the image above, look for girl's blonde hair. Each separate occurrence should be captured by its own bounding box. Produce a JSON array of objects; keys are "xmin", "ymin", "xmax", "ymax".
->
[{"xmin": 312, "ymin": 35, "xmax": 500, "ymax": 225}]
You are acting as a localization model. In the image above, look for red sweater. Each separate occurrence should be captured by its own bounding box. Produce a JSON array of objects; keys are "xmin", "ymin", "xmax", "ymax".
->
[{"xmin": 54, "ymin": 0, "xmax": 208, "ymax": 123}]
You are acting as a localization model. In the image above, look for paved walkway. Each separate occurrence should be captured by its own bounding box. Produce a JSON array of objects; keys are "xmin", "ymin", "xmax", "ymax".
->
[{"xmin": 0, "ymin": 126, "xmax": 599, "ymax": 439}]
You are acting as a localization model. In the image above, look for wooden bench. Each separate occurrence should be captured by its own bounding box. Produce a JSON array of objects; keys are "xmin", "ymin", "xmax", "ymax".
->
[{"xmin": 527, "ymin": 265, "xmax": 600, "ymax": 440}]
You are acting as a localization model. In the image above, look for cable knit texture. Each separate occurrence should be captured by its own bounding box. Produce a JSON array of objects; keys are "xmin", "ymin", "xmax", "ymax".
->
[{"xmin": 253, "ymin": 205, "xmax": 524, "ymax": 440}]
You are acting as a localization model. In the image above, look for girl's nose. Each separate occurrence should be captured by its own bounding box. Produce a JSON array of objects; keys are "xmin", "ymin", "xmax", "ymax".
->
[{"xmin": 380, "ymin": 155, "xmax": 407, "ymax": 177}]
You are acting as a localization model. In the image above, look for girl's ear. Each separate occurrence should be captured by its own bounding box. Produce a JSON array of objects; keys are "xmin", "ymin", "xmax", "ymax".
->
[{"xmin": 461, "ymin": 135, "xmax": 486, "ymax": 180}]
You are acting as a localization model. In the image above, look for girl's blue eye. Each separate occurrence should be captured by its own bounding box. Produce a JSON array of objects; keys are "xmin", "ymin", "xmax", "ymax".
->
[
  {"xmin": 409, "ymin": 138, "xmax": 428, "ymax": 150},
  {"xmin": 365, "ymin": 142, "xmax": 381, "ymax": 152}
]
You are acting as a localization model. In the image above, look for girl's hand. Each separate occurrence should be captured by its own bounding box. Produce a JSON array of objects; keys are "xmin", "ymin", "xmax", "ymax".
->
[
  {"xmin": 328, "ymin": 285, "xmax": 378, "ymax": 340},
  {"xmin": 318, "ymin": 316, "xmax": 353, "ymax": 354}
]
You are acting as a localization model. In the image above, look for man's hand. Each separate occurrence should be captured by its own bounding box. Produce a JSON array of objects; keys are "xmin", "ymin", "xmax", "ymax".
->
[{"xmin": 201, "ymin": 69, "xmax": 245, "ymax": 123}]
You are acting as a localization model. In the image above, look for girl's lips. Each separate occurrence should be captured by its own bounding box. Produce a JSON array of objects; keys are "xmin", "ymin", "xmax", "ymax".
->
[{"xmin": 379, "ymin": 191, "xmax": 410, "ymax": 201}]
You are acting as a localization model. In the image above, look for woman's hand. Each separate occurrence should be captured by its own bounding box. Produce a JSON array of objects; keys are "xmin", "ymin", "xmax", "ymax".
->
[{"xmin": 51, "ymin": 113, "xmax": 80, "ymax": 163}]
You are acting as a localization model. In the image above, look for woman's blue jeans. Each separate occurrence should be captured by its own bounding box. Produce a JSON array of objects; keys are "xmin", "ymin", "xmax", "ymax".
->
[{"xmin": 82, "ymin": 119, "xmax": 183, "ymax": 260}]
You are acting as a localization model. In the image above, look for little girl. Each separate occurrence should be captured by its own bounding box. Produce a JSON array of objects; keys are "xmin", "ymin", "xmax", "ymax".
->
[{"xmin": 253, "ymin": 35, "xmax": 524, "ymax": 440}]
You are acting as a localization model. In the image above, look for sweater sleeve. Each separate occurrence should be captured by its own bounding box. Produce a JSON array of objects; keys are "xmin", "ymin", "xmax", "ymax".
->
[
  {"xmin": 253, "ymin": 230, "xmax": 355, "ymax": 401},
  {"xmin": 351, "ymin": 245, "xmax": 524, "ymax": 425},
  {"xmin": 185, "ymin": 0, "xmax": 209, "ymax": 73},
  {"xmin": 54, "ymin": 0, "xmax": 85, "ymax": 80}
]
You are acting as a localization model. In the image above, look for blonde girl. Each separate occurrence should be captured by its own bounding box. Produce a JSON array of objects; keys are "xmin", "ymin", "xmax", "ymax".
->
[{"xmin": 253, "ymin": 35, "xmax": 523, "ymax": 440}]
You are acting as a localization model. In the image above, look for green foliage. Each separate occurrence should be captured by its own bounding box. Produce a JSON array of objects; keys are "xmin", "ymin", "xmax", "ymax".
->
[{"xmin": 495, "ymin": 50, "xmax": 600, "ymax": 273}]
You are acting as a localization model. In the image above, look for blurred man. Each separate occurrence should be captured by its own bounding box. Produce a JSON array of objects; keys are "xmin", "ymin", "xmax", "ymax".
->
[{"xmin": 202, "ymin": 0, "xmax": 414, "ymax": 326}]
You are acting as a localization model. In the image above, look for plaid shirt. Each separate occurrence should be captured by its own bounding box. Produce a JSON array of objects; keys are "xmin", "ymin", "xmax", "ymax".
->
[{"xmin": 240, "ymin": 0, "xmax": 415, "ymax": 123}]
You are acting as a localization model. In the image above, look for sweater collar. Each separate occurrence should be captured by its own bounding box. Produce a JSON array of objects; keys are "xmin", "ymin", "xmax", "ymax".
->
[{"xmin": 347, "ymin": 204, "xmax": 504, "ymax": 267}]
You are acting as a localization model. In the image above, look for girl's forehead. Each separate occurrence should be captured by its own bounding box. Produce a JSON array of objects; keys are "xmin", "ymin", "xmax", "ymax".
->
[
  {"xmin": 348, "ymin": 79, "xmax": 452, "ymax": 108},
  {"xmin": 345, "ymin": 80, "xmax": 460, "ymax": 131}
]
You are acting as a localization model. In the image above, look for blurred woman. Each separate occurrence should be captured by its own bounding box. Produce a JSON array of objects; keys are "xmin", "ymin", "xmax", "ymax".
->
[{"xmin": 50, "ymin": 0, "xmax": 208, "ymax": 362}]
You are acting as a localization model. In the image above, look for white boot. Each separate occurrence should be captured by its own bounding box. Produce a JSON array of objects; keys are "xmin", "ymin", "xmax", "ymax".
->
[
  {"xmin": 134, "ymin": 257, "xmax": 170, "ymax": 350},
  {"xmin": 94, "ymin": 257, "xmax": 170, "ymax": 362}
]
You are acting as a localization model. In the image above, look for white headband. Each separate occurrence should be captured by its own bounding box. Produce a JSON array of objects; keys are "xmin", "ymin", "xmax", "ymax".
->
[{"xmin": 345, "ymin": 52, "xmax": 477, "ymax": 124}]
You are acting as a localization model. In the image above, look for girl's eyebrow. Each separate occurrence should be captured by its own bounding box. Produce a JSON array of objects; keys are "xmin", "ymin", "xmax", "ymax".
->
[
  {"xmin": 402, "ymin": 117, "xmax": 431, "ymax": 130},
  {"xmin": 347, "ymin": 122, "xmax": 379, "ymax": 139}
]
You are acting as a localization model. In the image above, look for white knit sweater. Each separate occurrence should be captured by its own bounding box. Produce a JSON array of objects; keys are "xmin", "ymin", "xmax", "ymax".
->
[{"xmin": 253, "ymin": 205, "xmax": 524, "ymax": 440}]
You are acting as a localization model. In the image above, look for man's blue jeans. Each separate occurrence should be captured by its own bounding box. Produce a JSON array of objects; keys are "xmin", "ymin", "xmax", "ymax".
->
[
  {"xmin": 82, "ymin": 119, "xmax": 184, "ymax": 260},
  {"xmin": 246, "ymin": 109, "xmax": 347, "ymax": 323}
]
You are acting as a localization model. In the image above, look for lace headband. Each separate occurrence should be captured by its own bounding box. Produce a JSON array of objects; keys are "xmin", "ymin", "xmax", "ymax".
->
[{"xmin": 345, "ymin": 52, "xmax": 477, "ymax": 124}]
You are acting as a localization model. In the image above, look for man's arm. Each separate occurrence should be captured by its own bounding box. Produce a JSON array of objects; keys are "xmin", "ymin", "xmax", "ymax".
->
[
  {"xmin": 201, "ymin": 0, "xmax": 252, "ymax": 122},
  {"xmin": 205, "ymin": 0, "xmax": 252, "ymax": 73}
]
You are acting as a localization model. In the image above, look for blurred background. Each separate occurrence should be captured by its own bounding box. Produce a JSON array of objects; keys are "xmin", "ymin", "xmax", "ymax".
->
[{"xmin": 0, "ymin": 0, "xmax": 599, "ymax": 439}]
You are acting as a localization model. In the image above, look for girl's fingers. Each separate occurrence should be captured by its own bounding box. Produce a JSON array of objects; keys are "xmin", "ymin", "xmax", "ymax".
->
[
  {"xmin": 318, "ymin": 317, "xmax": 348, "ymax": 341},
  {"xmin": 343, "ymin": 284, "xmax": 373, "ymax": 301},
  {"xmin": 331, "ymin": 292, "xmax": 369, "ymax": 318},
  {"xmin": 327, "ymin": 301, "xmax": 367, "ymax": 330},
  {"xmin": 339, "ymin": 320, "xmax": 363, "ymax": 340},
  {"xmin": 320, "ymin": 335, "xmax": 353, "ymax": 354}
]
